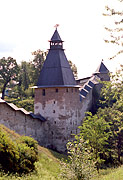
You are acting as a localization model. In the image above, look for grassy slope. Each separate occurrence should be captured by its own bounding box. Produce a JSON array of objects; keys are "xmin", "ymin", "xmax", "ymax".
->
[
  {"xmin": 0, "ymin": 125, "xmax": 123, "ymax": 180},
  {"xmin": 93, "ymin": 165, "xmax": 123, "ymax": 180},
  {"xmin": 0, "ymin": 148, "xmax": 61, "ymax": 180},
  {"xmin": 0, "ymin": 124, "xmax": 62, "ymax": 180}
]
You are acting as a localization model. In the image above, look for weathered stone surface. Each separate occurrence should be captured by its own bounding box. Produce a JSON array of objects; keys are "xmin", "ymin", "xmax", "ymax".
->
[
  {"xmin": 0, "ymin": 102, "xmax": 45, "ymax": 145},
  {"xmin": 34, "ymin": 87, "xmax": 93, "ymax": 152}
]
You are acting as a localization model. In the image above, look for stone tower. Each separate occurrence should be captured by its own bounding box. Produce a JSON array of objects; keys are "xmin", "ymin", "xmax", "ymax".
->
[{"xmin": 34, "ymin": 28, "xmax": 81, "ymax": 152}]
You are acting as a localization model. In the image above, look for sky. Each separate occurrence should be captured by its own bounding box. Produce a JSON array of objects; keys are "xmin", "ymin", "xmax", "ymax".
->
[{"xmin": 0, "ymin": 0, "xmax": 122, "ymax": 78}]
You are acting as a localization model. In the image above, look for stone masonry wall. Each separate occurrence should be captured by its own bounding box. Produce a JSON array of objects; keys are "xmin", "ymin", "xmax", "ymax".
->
[
  {"xmin": 0, "ymin": 102, "xmax": 45, "ymax": 145},
  {"xmin": 34, "ymin": 87, "xmax": 93, "ymax": 152}
]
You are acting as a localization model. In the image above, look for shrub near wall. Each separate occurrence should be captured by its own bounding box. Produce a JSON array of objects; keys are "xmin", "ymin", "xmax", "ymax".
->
[
  {"xmin": 0, "ymin": 126, "xmax": 38, "ymax": 174},
  {"xmin": 0, "ymin": 129, "xmax": 19, "ymax": 173},
  {"xmin": 15, "ymin": 99, "xmax": 34, "ymax": 112}
]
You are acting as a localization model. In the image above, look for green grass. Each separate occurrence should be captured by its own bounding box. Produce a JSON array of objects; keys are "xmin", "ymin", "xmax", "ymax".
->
[
  {"xmin": 1, "ymin": 150, "xmax": 123, "ymax": 180},
  {"xmin": 0, "ymin": 146, "xmax": 61, "ymax": 180},
  {"xmin": 92, "ymin": 165, "xmax": 123, "ymax": 180}
]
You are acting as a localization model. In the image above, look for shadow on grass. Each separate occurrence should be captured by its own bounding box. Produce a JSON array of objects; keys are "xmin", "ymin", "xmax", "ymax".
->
[{"xmin": 49, "ymin": 149, "xmax": 68, "ymax": 162}]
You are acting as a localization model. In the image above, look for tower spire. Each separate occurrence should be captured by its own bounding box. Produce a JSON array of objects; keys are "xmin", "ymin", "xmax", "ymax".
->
[
  {"xmin": 50, "ymin": 26, "xmax": 63, "ymax": 49},
  {"xmin": 54, "ymin": 24, "xmax": 59, "ymax": 29}
]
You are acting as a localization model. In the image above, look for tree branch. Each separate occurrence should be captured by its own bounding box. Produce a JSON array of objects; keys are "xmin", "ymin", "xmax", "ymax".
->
[{"xmin": 109, "ymin": 50, "xmax": 123, "ymax": 60}]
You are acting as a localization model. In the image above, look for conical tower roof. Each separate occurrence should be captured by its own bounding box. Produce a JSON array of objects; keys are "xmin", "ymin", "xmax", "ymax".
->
[
  {"xmin": 50, "ymin": 29, "xmax": 63, "ymax": 42},
  {"xmin": 94, "ymin": 60, "xmax": 109, "ymax": 74},
  {"xmin": 37, "ymin": 29, "xmax": 77, "ymax": 87}
]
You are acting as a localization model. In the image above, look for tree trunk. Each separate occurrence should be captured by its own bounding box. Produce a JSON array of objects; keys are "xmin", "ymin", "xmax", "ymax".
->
[
  {"xmin": 117, "ymin": 133, "xmax": 121, "ymax": 164},
  {"xmin": 1, "ymin": 82, "xmax": 8, "ymax": 100}
]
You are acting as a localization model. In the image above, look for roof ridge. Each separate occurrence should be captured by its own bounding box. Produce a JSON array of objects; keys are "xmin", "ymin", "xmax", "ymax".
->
[{"xmin": 58, "ymin": 50, "xmax": 64, "ymax": 85}]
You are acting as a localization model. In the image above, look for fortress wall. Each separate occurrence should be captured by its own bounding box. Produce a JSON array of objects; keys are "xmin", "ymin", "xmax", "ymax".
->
[
  {"xmin": 79, "ymin": 88, "xmax": 93, "ymax": 121},
  {"xmin": 0, "ymin": 102, "xmax": 45, "ymax": 144}
]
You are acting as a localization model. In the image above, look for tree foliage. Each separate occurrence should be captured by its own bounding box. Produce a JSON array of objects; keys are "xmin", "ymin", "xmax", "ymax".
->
[
  {"xmin": 100, "ymin": 65, "xmax": 123, "ymax": 107},
  {"xmin": 69, "ymin": 60, "xmax": 78, "ymax": 79},
  {"xmin": 103, "ymin": 0, "xmax": 123, "ymax": 59},
  {"xmin": 30, "ymin": 49, "xmax": 47, "ymax": 85},
  {"xmin": 0, "ymin": 126, "xmax": 38, "ymax": 174},
  {"xmin": 80, "ymin": 67, "xmax": 123, "ymax": 170},
  {"xmin": 0, "ymin": 57, "xmax": 19, "ymax": 99},
  {"xmin": 11, "ymin": 50, "xmax": 47, "ymax": 100},
  {"xmin": 60, "ymin": 138, "xmax": 96, "ymax": 180},
  {"xmin": 79, "ymin": 112, "xmax": 110, "ymax": 172},
  {"xmin": 18, "ymin": 61, "xmax": 30, "ymax": 91},
  {"xmin": 14, "ymin": 99, "xmax": 34, "ymax": 112}
]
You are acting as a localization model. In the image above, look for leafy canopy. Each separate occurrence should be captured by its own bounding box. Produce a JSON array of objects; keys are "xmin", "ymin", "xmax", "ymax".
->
[{"xmin": 0, "ymin": 57, "xmax": 19, "ymax": 99}]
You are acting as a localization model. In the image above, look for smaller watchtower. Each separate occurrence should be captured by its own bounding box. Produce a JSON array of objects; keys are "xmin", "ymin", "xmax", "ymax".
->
[
  {"xmin": 34, "ymin": 27, "xmax": 80, "ymax": 152},
  {"xmin": 93, "ymin": 60, "xmax": 110, "ymax": 81},
  {"xmin": 92, "ymin": 60, "xmax": 110, "ymax": 113}
]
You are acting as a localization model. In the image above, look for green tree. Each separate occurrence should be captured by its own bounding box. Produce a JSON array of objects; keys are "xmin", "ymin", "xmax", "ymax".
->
[
  {"xmin": 81, "ymin": 67, "xmax": 123, "ymax": 168},
  {"xmin": 30, "ymin": 49, "xmax": 47, "ymax": 84},
  {"xmin": 21, "ymin": 61, "xmax": 30, "ymax": 90},
  {"xmin": 18, "ymin": 61, "xmax": 30, "ymax": 91},
  {"xmin": 0, "ymin": 57, "xmax": 19, "ymax": 99},
  {"xmin": 60, "ymin": 138, "xmax": 96, "ymax": 180},
  {"xmin": 96, "ymin": 106, "xmax": 123, "ymax": 165},
  {"xmin": 78, "ymin": 107, "xmax": 122, "ymax": 170},
  {"xmin": 99, "ymin": 65, "xmax": 123, "ymax": 107},
  {"xmin": 79, "ymin": 112, "xmax": 110, "ymax": 172},
  {"xmin": 12, "ymin": 61, "xmax": 35, "ymax": 99},
  {"xmin": 97, "ymin": 67, "xmax": 123, "ymax": 164}
]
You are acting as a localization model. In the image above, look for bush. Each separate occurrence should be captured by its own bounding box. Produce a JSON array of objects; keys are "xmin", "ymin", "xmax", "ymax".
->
[
  {"xmin": 0, "ymin": 127, "xmax": 38, "ymax": 174},
  {"xmin": 60, "ymin": 138, "xmax": 96, "ymax": 180},
  {"xmin": 0, "ymin": 129, "xmax": 19, "ymax": 173},
  {"xmin": 17, "ymin": 136, "xmax": 38, "ymax": 173},
  {"xmin": 15, "ymin": 99, "xmax": 34, "ymax": 112}
]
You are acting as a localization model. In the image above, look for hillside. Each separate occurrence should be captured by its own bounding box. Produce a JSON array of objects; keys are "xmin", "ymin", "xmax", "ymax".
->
[
  {"xmin": 0, "ymin": 124, "xmax": 63, "ymax": 180},
  {"xmin": 93, "ymin": 166, "xmax": 123, "ymax": 180},
  {"xmin": 0, "ymin": 124, "xmax": 123, "ymax": 180}
]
